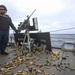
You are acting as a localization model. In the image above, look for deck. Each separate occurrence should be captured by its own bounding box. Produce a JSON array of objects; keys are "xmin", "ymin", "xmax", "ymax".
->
[{"xmin": 0, "ymin": 46, "xmax": 75, "ymax": 75}]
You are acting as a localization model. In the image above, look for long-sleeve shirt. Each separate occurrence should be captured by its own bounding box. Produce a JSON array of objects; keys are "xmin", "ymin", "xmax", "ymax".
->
[{"xmin": 0, "ymin": 14, "xmax": 16, "ymax": 32}]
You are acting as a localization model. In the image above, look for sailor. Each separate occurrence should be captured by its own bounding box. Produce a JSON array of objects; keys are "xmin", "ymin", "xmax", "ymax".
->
[{"xmin": 0, "ymin": 5, "xmax": 17, "ymax": 55}]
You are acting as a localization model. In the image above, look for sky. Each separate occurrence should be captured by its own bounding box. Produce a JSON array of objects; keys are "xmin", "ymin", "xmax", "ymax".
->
[{"xmin": 0, "ymin": 0, "xmax": 75, "ymax": 34}]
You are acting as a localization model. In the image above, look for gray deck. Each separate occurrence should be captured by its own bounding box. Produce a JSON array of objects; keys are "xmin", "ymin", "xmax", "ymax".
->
[{"xmin": 0, "ymin": 47, "xmax": 75, "ymax": 75}]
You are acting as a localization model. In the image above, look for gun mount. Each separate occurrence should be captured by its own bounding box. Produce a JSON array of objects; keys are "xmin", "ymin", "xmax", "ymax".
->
[{"xmin": 16, "ymin": 9, "xmax": 38, "ymax": 51}]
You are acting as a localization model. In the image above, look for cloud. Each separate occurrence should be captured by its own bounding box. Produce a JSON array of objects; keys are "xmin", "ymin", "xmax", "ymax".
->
[{"xmin": 0, "ymin": 0, "xmax": 75, "ymax": 34}]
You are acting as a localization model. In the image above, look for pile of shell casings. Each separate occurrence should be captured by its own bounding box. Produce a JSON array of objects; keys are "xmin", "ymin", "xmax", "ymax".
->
[{"xmin": 0, "ymin": 45, "xmax": 75, "ymax": 75}]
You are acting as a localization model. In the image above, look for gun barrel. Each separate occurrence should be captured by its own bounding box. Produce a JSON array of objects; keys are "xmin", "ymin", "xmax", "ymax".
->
[{"xmin": 29, "ymin": 9, "xmax": 36, "ymax": 18}]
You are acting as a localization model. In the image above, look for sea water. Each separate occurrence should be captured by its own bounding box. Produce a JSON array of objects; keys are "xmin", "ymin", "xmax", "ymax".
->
[{"xmin": 50, "ymin": 34, "xmax": 75, "ymax": 48}]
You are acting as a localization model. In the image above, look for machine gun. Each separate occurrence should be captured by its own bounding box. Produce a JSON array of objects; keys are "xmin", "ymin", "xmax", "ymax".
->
[
  {"xmin": 18, "ymin": 9, "xmax": 38, "ymax": 32},
  {"xmin": 17, "ymin": 9, "xmax": 38, "ymax": 51}
]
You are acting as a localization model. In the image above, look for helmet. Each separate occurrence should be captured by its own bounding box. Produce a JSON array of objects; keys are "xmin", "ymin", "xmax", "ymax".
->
[{"xmin": 0, "ymin": 5, "xmax": 7, "ymax": 11}]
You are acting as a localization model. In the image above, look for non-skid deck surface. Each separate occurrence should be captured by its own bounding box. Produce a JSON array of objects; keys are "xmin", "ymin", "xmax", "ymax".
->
[{"xmin": 0, "ymin": 47, "xmax": 75, "ymax": 75}]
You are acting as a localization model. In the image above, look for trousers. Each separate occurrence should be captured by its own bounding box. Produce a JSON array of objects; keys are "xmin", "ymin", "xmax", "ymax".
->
[{"xmin": 0, "ymin": 30, "xmax": 9, "ymax": 52}]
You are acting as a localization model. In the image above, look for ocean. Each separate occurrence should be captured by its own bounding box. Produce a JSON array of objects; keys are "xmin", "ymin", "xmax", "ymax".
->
[
  {"xmin": 9, "ymin": 34, "xmax": 75, "ymax": 48},
  {"xmin": 50, "ymin": 34, "xmax": 75, "ymax": 48}
]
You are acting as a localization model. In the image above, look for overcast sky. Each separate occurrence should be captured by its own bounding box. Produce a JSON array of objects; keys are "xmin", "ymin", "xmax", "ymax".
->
[{"xmin": 0, "ymin": 0, "xmax": 75, "ymax": 34}]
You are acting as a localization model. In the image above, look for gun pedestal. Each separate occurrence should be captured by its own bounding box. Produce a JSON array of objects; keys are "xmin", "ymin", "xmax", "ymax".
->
[{"xmin": 22, "ymin": 29, "xmax": 31, "ymax": 51}]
